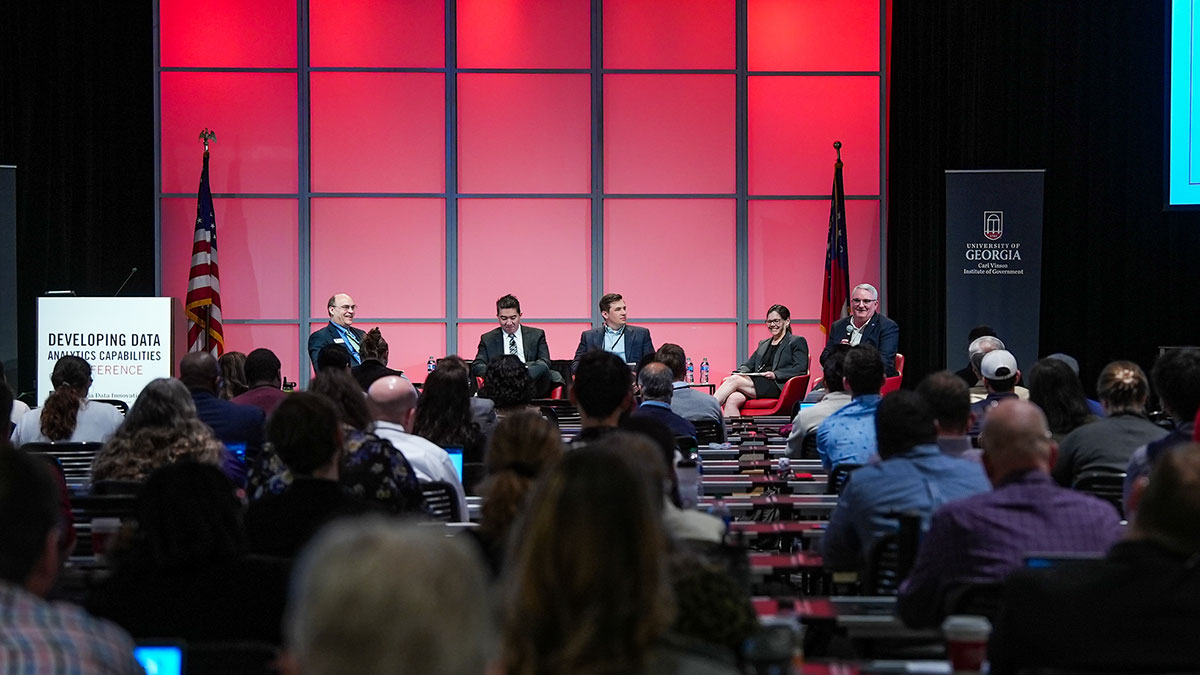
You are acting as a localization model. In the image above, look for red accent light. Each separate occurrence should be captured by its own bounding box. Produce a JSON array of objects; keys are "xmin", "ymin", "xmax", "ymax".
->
[
  {"xmin": 309, "ymin": 0, "xmax": 444, "ymax": 67},
  {"xmin": 604, "ymin": 0, "xmax": 735, "ymax": 69},
  {"xmin": 457, "ymin": 0, "xmax": 589, "ymax": 68},
  {"xmin": 159, "ymin": 0, "xmax": 296, "ymax": 68},
  {"xmin": 748, "ymin": 0, "xmax": 880, "ymax": 71}
]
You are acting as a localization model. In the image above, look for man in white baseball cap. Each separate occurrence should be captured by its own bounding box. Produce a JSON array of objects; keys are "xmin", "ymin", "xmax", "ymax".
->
[{"xmin": 968, "ymin": 349, "xmax": 1021, "ymax": 435}]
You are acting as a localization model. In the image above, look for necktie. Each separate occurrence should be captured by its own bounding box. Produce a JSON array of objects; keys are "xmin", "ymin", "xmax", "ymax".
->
[
  {"xmin": 508, "ymin": 333, "xmax": 518, "ymax": 356},
  {"xmin": 344, "ymin": 329, "xmax": 361, "ymax": 364}
]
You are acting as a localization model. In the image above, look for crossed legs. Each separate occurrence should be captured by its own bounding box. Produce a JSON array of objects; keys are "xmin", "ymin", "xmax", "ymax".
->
[{"xmin": 715, "ymin": 373, "xmax": 757, "ymax": 416}]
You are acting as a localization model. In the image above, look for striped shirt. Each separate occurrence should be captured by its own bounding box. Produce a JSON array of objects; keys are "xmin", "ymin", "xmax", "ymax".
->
[{"xmin": 0, "ymin": 581, "xmax": 141, "ymax": 674}]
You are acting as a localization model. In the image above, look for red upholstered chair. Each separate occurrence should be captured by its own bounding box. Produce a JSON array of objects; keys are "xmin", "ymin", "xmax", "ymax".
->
[
  {"xmin": 880, "ymin": 353, "xmax": 905, "ymax": 396},
  {"xmin": 740, "ymin": 374, "xmax": 811, "ymax": 417}
]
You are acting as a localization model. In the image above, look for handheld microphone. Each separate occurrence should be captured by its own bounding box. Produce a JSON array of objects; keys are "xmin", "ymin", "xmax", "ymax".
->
[{"xmin": 114, "ymin": 267, "xmax": 138, "ymax": 296}]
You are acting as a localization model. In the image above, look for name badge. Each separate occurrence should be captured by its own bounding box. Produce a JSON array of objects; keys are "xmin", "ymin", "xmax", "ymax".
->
[{"xmin": 334, "ymin": 338, "xmax": 345, "ymax": 344}]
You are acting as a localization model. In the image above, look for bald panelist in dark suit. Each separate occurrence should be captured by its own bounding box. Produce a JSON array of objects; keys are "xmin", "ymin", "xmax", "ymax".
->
[
  {"xmin": 715, "ymin": 304, "xmax": 809, "ymax": 416},
  {"xmin": 819, "ymin": 283, "xmax": 900, "ymax": 376},
  {"xmin": 471, "ymin": 294, "xmax": 563, "ymax": 398},
  {"xmin": 572, "ymin": 292, "xmax": 655, "ymax": 373},
  {"xmin": 308, "ymin": 293, "xmax": 366, "ymax": 370}
]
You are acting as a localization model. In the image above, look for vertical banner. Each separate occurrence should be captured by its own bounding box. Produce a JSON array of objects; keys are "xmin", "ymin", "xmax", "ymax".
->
[{"xmin": 945, "ymin": 170, "xmax": 1044, "ymax": 374}]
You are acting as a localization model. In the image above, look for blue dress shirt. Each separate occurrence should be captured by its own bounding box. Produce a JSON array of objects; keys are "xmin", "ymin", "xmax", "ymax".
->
[
  {"xmin": 816, "ymin": 394, "xmax": 882, "ymax": 471},
  {"xmin": 603, "ymin": 324, "xmax": 627, "ymax": 363}
]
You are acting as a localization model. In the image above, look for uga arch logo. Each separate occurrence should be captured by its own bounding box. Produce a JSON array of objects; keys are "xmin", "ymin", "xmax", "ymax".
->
[{"xmin": 983, "ymin": 211, "xmax": 1003, "ymax": 241}]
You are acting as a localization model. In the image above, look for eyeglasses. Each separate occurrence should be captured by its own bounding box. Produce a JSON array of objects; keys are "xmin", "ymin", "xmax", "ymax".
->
[
  {"xmin": 850, "ymin": 299, "xmax": 876, "ymax": 306},
  {"xmin": 765, "ymin": 319, "xmax": 785, "ymax": 326},
  {"xmin": 335, "ymin": 304, "xmax": 357, "ymax": 311}
]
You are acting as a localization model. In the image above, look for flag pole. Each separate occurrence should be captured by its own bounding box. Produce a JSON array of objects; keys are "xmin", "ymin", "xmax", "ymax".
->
[{"xmin": 833, "ymin": 140, "xmax": 842, "ymax": 166}]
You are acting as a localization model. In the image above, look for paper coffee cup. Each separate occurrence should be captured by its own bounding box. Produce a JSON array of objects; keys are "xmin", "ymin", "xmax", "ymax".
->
[
  {"xmin": 91, "ymin": 517, "xmax": 121, "ymax": 561},
  {"xmin": 942, "ymin": 614, "xmax": 991, "ymax": 674}
]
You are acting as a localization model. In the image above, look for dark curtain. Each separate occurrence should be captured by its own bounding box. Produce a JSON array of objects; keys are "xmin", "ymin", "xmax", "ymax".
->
[
  {"xmin": 888, "ymin": 1, "xmax": 1199, "ymax": 394},
  {"xmin": 0, "ymin": 3, "xmax": 154, "ymax": 393}
]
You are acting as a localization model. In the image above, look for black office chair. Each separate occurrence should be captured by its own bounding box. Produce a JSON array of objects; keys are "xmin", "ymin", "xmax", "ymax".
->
[
  {"xmin": 675, "ymin": 435, "xmax": 699, "ymax": 458},
  {"xmin": 420, "ymin": 481, "xmax": 461, "ymax": 522},
  {"xmin": 692, "ymin": 418, "xmax": 725, "ymax": 445},
  {"xmin": 69, "ymin": 493, "xmax": 138, "ymax": 558},
  {"xmin": 22, "ymin": 442, "xmax": 104, "ymax": 492},
  {"xmin": 826, "ymin": 462, "xmax": 863, "ymax": 495},
  {"xmin": 861, "ymin": 511, "xmax": 921, "ymax": 595},
  {"xmin": 1071, "ymin": 469, "xmax": 1127, "ymax": 518}
]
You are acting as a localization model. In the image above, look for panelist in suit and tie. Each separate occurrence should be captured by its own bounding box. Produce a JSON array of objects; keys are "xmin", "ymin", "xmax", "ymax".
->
[
  {"xmin": 308, "ymin": 293, "xmax": 366, "ymax": 370},
  {"xmin": 572, "ymin": 292, "xmax": 655, "ymax": 373},
  {"xmin": 819, "ymin": 283, "xmax": 900, "ymax": 376},
  {"xmin": 471, "ymin": 294, "xmax": 563, "ymax": 398},
  {"xmin": 715, "ymin": 304, "xmax": 809, "ymax": 416}
]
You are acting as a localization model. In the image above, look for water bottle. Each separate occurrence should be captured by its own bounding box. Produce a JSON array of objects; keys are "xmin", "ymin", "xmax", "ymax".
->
[
  {"xmin": 426, "ymin": 356, "xmax": 436, "ymax": 373},
  {"xmin": 686, "ymin": 357, "xmax": 695, "ymax": 383},
  {"xmin": 700, "ymin": 357, "xmax": 710, "ymax": 384}
]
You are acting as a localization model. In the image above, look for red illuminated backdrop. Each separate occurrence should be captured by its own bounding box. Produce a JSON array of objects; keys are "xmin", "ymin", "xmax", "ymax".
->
[{"xmin": 157, "ymin": 0, "xmax": 888, "ymax": 385}]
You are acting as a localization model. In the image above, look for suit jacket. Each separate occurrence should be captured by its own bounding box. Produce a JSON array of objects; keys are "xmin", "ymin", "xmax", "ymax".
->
[
  {"xmin": 190, "ymin": 390, "xmax": 266, "ymax": 483},
  {"xmin": 572, "ymin": 324, "xmax": 655, "ymax": 372},
  {"xmin": 819, "ymin": 313, "xmax": 900, "ymax": 376},
  {"xmin": 308, "ymin": 322, "xmax": 366, "ymax": 369},
  {"xmin": 632, "ymin": 401, "xmax": 697, "ymax": 438},
  {"xmin": 469, "ymin": 326, "xmax": 562, "ymax": 383},
  {"xmin": 737, "ymin": 333, "xmax": 810, "ymax": 380}
]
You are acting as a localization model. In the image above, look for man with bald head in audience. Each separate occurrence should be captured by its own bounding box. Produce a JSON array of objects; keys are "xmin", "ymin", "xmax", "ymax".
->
[
  {"xmin": 631, "ymin": 362, "xmax": 696, "ymax": 438},
  {"xmin": 898, "ymin": 399, "xmax": 1122, "ymax": 628},
  {"xmin": 179, "ymin": 351, "xmax": 265, "ymax": 484},
  {"xmin": 368, "ymin": 375, "xmax": 467, "ymax": 521}
]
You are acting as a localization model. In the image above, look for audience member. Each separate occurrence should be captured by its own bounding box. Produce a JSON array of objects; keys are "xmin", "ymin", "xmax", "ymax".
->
[
  {"xmin": 819, "ymin": 283, "xmax": 900, "ymax": 376},
  {"xmin": 179, "ymin": 351, "xmax": 265, "ymax": 484},
  {"xmin": 965, "ymin": 336, "xmax": 1028, "ymax": 403},
  {"xmin": 787, "ymin": 344, "xmax": 851, "ymax": 458},
  {"xmin": 231, "ymin": 347, "xmax": 288, "ymax": 415},
  {"xmin": 655, "ymin": 343, "xmax": 723, "ymax": 433},
  {"xmin": 1053, "ymin": 360, "xmax": 1167, "ymax": 486},
  {"xmin": 472, "ymin": 411, "xmax": 563, "ymax": 575},
  {"xmin": 87, "ymin": 462, "xmax": 289, "ymax": 644},
  {"xmin": 315, "ymin": 342, "xmax": 352, "ymax": 373},
  {"xmin": 471, "ymin": 294, "xmax": 563, "ymax": 398},
  {"xmin": 1028, "ymin": 356, "xmax": 1096, "ymax": 442},
  {"xmin": 284, "ymin": 518, "xmax": 495, "ymax": 675},
  {"xmin": 990, "ymin": 442, "xmax": 1200, "ymax": 674},
  {"xmin": 967, "ymin": 349, "xmax": 1021, "ymax": 435},
  {"xmin": 897, "ymin": 399, "xmax": 1122, "ymax": 628},
  {"xmin": 308, "ymin": 292, "xmax": 365, "ymax": 368},
  {"xmin": 570, "ymin": 349, "xmax": 634, "ymax": 445},
  {"xmin": 351, "ymin": 327, "xmax": 406, "ymax": 391},
  {"xmin": 572, "ymin": 292, "xmax": 656, "ymax": 372},
  {"xmin": 10, "ymin": 355, "xmax": 123, "ymax": 446},
  {"xmin": 816, "ymin": 343, "xmax": 885, "ymax": 471},
  {"xmin": 369, "ymin": 375, "xmax": 468, "ymax": 521},
  {"xmin": 249, "ymin": 368, "xmax": 424, "ymax": 515},
  {"xmin": 0, "ymin": 446, "xmax": 141, "ymax": 673},
  {"xmin": 822, "ymin": 392, "xmax": 990, "ymax": 571},
  {"xmin": 501, "ymin": 446, "xmax": 738, "ymax": 675},
  {"xmin": 1044, "ymin": 352, "xmax": 1105, "ymax": 417},
  {"xmin": 245, "ymin": 393, "xmax": 371, "ymax": 558},
  {"xmin": 444, "ymin": 354, "xmax": 498, "ymax": 434},
  {"xmin": 217, "ymin": 350, "xmax": 249, "ymax": 399},
  {"xmin": 479, "ymin": 354, "xmax": 538, "ymax": 419},
  {"xmin": 632, "ymin": 362, "xmax": 697, "ymax": 438},
  {"xmin": 412, "ymin": 358, "xmax": 489, "ymax": 464},
  {"xmin": 91, "ymin": 378, "xmax": 226, "ymax": 482},
  {"xmin": 953, "ymin": 325, "xmax": 996, "ymax": 386},
  {"xmin": 1124, "ymin": 346, "xmax": 1200, "ymax": 508},
  {"xmin": 918, "ymin": 370, "xmax": 980, "ymax": 461}
]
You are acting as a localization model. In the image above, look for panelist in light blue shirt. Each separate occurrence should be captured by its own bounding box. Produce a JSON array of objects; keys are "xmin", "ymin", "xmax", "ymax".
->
[{"xmin": 572, "ymin": 292, "xmax": 655, "ymax": 373}]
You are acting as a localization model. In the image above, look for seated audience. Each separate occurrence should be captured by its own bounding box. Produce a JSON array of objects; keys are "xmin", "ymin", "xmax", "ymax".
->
[
  {"xmin": 632, "ymin": 362, "xmax": 697, "ymax": 438},
  {"xmin": 217, "ymin": 350, "xmax": 249, "ymax": 399},
  {"xmin": 245, "ymin": 393, "xmax": 371, "ymax": 558},
  {"xmin": 249, "ymin": 368, "xmax": 424, "ymax": 515},
  {"xmin": 350, "ymin": 327, "xmax": 406, "ymax": 391},
  {"xmin": 91, "ymin": 378, "xmax": 226, "ymax": 483},
  {"xmin": 569, "ymin": 350, "xmax": 635, "ymax": 445},
  {"xmin": 953, "ymin": 325, "xmax": 996, "ymax": 386},
  {"xmin": 315, "ymin": 343, "xmax": 352, "ymax": 373},
  {"xmin": 10, "ymin": 355, "xmax": 123, "ymax": 446},
  {"xmin": 655, "ymin": 343, "xmax": 723, "ymax": 434},
  {"xmin": 412, "ymin": 359, "xmax": 489, "ymax": 464},
  {"xmin": 823, "ymin": 392, "xmax": 990, "ymax": 572},
  {"xmin": 471, "ymin": 410, "xmax": 563, "ymax": 575},
  {"xmin": 479, "ymin": 354, "xmax": 539, "ymax": 419},
  {"xmin": 1028, "ymin": 356, "xmax": 1096, "ymax": 443},
  {"xmin": 787, "ymin": 344, "xmax": 851, "ymax": 458},
  {"xmin": 965, "ymin": 336, "xmax": 1028, "ymax": 403},
  {"xmin": 897, "ymin": 399, "xmax": 1123, "ymax": 628},
  {"xmin": 990, "ymin": 442, "xmax": 1200, "ymax": 674},
  {"xmin": 0, "ymin": 446, "xmax": 141, "ymax": 673},
  {"xmin": 967, "ymin": 349, "xmax": 1021, "ymax": 434},
  {"xmin": 442, "ymin": 355, "xmax": 498, "ymax": 437},
  {"xmin": 715, "ymin": 304, "xmax": 809, "ymax": 416},
  {"xmin": 1124, "ymin": 346, "xmax": 1200, "ymax": 509},
  {"xmin": 231, "ymin": 347, "xmax": 289, "ymax": 415},
  {"xmin": 918, "ymin": 370, "xmax": 980, "ymax": 461},
  {"xmin": 179, "ymin": 351, "xmax": 265, "ymax": 483},
  {"xmin": 1053, "ymin": 360, "xmax": 1167, "ymax": 486},
  {"xmin": 87, "ymin": 462, "xmax": 289, "ymax": 644},
  {"xmin": 816, "ymin": 343, "xmax": 885, "ymax": 471},
  {"xmin": 1044, "ymin": 352, "xmax": 1105, "ymax": 417},
  {"xmin": 368, "ymin": 375, "xmax": 468, "ymax": 521},
  {"xmin": 284, "ymin": 518, "xmax": 495, "ymax": 675},
  {"xmin": 501, "ymin": 446, "xmax": 739, "ymax": 674}
]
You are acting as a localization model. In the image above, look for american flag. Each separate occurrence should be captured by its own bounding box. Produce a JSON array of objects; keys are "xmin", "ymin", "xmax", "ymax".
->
[
  {"xmin": 185, "ymin": 150, "xmax": 224, "ymax": 356},
  {"xmin": 819, "ymin": 151, "xmax": 849, "ymax": 336}
]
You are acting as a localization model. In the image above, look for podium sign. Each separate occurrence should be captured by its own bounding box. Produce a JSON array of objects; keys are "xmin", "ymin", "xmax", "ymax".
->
[
  {"xmin": 38, "ymin": 297, "xmax": 173, "ymax": 406},
  {"xmin": 945, "ymin": 170, "xmax": 1044, "ymax": 372}
]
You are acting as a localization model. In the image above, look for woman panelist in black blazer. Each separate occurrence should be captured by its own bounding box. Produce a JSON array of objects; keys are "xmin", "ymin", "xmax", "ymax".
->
[{"xmin": 715, "ymin": 305, "xmax": 809, "ymax": 416}]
